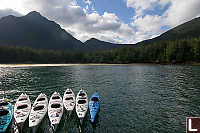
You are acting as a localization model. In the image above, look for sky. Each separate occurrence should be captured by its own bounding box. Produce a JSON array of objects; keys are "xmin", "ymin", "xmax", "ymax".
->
[{"xmin": 0, "ymin": 0, "xmax": 200, "ymax": 44}]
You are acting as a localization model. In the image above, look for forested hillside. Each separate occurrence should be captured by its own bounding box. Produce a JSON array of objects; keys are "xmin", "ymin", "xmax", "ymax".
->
[{"xmin": 0, "ymin": 37, "xmax": 199, "ymax": 64}]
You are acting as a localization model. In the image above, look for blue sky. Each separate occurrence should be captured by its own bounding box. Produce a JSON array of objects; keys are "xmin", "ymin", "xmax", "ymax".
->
[
  {"xmin": 77, "ymin": 0, "xmax": 134, "ymax": 24},
  {"xmin": 0, "ymin": 0, "xmax": 200, "ymax": 44}
]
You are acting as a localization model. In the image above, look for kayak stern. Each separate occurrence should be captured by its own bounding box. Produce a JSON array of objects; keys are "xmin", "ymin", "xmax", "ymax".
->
[
  {"xmin": 91, "ymin": 117, "xmax": 95, "ymax": 123},
  {"xmin": 51, "ymin": 124, "xmax": 58, "ymax": 132}
]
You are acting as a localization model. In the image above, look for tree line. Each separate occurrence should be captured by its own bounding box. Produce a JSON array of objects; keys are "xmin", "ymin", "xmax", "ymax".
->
[{"xmin": 0, "ymin": 37, "xmax": 200, "ymax": 64}]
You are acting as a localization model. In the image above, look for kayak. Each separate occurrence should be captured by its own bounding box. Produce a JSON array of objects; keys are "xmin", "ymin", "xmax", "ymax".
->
[
  {"xmin": 89, "ymin": 92, "xmax": 100, "ymax": 123},
  {"xmin": 48, "ymin": 92, "xmax": 63, "ymax": 132},
  {"xmin": 14, "ymin": 93, "xmax": 31, "ymax": 126},
  {"xmin": 29, "ymin": 93, "xmax": 48, "ymax": 133},
  {"xmin": 76, "ymin": 89, "xmax": 88, "ymax": 123},
  {"xmin": 0, "ymin": 99, "xmax": 13, "ymax": 133},
  {"xmin": 63, "ymin": 89, "xmax": 75, "ymax": 115},
  {"xmin": 13, "ymin": 119, "xmax": 19, "ymax": 133}
]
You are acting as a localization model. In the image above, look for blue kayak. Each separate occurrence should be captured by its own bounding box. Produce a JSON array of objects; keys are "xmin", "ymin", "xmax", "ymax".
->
[
  {"xmin": 89, "ymin": 92, "xmax": 100, "ymax": 123},
  {"xmin": 0, "ymin": 99, "xmax": 13, "ymax": 133}
]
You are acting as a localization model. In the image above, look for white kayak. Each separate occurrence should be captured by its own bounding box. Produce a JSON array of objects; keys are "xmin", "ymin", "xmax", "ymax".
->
[
  {"xmin": 63, "ymin": 89, "xmax": 75, "ymax": 114},
  {"xmin": 76, "ymin": 89, "xmax": 88, "ymax": 122},
  {"xmin": 48, "ymin": 92, "xmax": 63, "ymax": 131},
  {"xmin": 14, "ymin": 93, "xmax": 31, "ymax": 126},
  {"xmin": 29, "ymin": 93, "xmax": 48, "ymax": 132}
]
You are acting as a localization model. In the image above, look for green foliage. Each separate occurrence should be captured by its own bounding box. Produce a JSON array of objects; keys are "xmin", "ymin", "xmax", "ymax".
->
[{"xmin": 0, "ymin": 37, "xmax": 200, "ymax": 64}]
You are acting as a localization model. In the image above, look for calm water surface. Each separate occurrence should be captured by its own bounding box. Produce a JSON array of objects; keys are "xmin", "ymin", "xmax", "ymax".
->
[{"xmin": 1, "ymin": 65, "xmax": 200, "ymax": 133}]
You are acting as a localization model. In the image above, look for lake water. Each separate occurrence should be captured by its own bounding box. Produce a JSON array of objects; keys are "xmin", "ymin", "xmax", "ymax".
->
[{"xmin": 1, "ymin": 64, "xmax": 200, "ymax": 133}]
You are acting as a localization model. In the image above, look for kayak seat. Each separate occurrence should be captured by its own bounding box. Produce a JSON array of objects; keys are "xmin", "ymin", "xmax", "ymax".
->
[
  {"xmin": 78, "ymin": 100, "xmax": 86, "ymax": 104},
  {"xmin": 52, "ymin": 96, "xmax": 60, "ymax": 100},
  {"xmin": 79, "ymin": 93, "xmax": 85, "ymax": 97},
  {"xmin": 17, "ymin": 104, "xmax": 28, "ymax": 110},
  {"xmin": 33, "ymin": 105, "xmax": 44, "ymax": 111},
  {"xmin": 65, "ymin": 97, "xmax": 73, "ymax": 100},
  {"xmin": 91, "ymin": 97, "xmax": 99, "ymax": 102},
  {"xmin": 37, "ymin": 98, "xmax": 45, "ymax": 102},
  {"xmin": 0, "ymin": 102, "xmax": 8, "ymax": 106},
  {"xmin": 0, "ymin": 110, "xmax": 9, "ymax": 116},
  {"xmin": 51, "ymin": 104, "xmax": 61, "ymax": 108},
  {"xmin": 66, "ymin": 92, "xmax": 72, "ymax": 94},
  {"xmin": 18, "ymin": 98, "xmax": 28, "ymax": 101}
]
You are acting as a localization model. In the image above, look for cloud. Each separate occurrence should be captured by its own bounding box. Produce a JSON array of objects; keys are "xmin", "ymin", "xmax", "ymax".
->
[
  {"xmin": 63, "ymin": 12, "xmax": 135, "ymax": 43},
  {"xmin": 131, "ymin": 15, "xmax": 166, "ymax": 42},
  {"xmin": 165, "ymin": 0, "xmax": 200, "ymax": 26},
  {"xmin": 83, "ymin": 0, "xmax": 92, "ymax": 5},
  {"xmin": 27, "ymin": 0, "xmax": 136, "ymax": 43},
  {"xmin": 84, "ymin": 12, "xmax": 121, "ymax": 33},
  {"xmin": 0, "ymin": 9, "xmax": 22, "ymax": 18},
  {"xmin": 126, "ymin": 0, "xmax": 169, "ymax": 17},
  {"xmin": 0, "ymin": 0, "xmax": 136, "ymax": 44},
  {"xmin": 0, "ymin": 0, "xmax": 199, "ymax": 44},
  {"xmin": 126, "ymin": 0, "xmax": 200, "ymax": 42}
]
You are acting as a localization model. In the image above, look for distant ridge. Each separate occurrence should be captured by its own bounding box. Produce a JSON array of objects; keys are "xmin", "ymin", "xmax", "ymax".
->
[
  {"xmin": 0, "ymin": 11, "xmax": 200, "ymax": 52},
  {"xmin": 84, "ymin": 38, "xmax": 121, "ymax": 51},
  {"xmin": 136, "ymin": 17, "xmax": 200, "ymax": 45}
]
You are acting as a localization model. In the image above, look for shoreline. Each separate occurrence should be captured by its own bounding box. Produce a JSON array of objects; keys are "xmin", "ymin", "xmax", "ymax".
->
[
  {"xmin": 0, "ymin": 63, "xmax": 137, "ymax": 67},
  {"xmin": 0, "ymin": 63, "xmax": 200, "ymax": 67}
]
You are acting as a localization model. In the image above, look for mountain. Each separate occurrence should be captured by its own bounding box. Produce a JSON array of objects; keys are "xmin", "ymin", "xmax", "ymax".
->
[
  {"xmin": 0, "ymin": 11, "xmax": 200, "ymax": 52},
  {"xmin": 136, "ymin": 17, "xmax": 200, "ymax": 45},
  {"xmin": 0, "ymin": 11, "xmax": 124, "ymax": 52},
  {"xmin": 0, "ymin": 11, "xmax": 83, "ymax": 51},
  {"xmin": 84, "ymin": 38, "xmax": 121, "ymax": 51}
]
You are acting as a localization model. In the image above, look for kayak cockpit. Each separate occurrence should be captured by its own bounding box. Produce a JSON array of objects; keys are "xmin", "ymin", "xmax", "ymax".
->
[
  {"xmin": 65, "ymin": 97, "xmax": 73, "ymax": 101},
  {"xmin": 65, "ymin": 92, "xmax": 72, "ymax": 94},
  {"xmin": 51, "ymin": 104, "xmax": 61, "ymax": 108},
  {"xmin": 0, "ymin": 102, "xmax": 8, "ymax": 106},
  {"xmin": 33, "ymin": 105, "xmax": 44, "ymax": 111},
  {"xmin": 91, "ymin": 97, "xmax": 99, "ymax": 102},
  {"xmin": 52, "ymin": 96, "xmax": 60, "ymax": 100},
  {"xmin": 79, "ymin": 93, "xmax": 85, "ymax": 97},
  {"xmin": 0, "ymin": 109, "xmax": 9, "ymax": 116},
  {"xmin": 19, "ymin": 98, "xmax": 28, "ymax": 101},
  {"xmin": 17, "ymin": 104, "xmax": 28, "ymax": 109},
  {"xmin": 37, "ymin": 98, "xmax": 45, "ymax": 102},
  {"xmin": 78, "ymin": 100, "xmax": 86, "ymax": 104}
]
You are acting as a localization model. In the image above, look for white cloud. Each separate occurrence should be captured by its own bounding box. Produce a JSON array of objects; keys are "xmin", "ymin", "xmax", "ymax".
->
[
  {"xmin": 0, "ymin": 0, "xmax": 136, "ymax": 44},
  {"xmin": 131, "ymin": 15, "xmax": 166, "ymax": 42},
  {"xmin": 0, "ymin": 0, "xmax": 28, "ymax": 14},
  {"xmin": 165, "ymin": 0, "xmax": 200, "ymax": 26},
  {"xmin": 126, "ymin": 0, "xmax": 167, "ymax": 17},
  {"xmin": 126, "ymin": 0, "xmax": 200, "ymax": 42},
  {"xmin": 63, "ymin": 12, "xmax": 135, "ymax": 43},
  {"xmin": 0, "ymin": 9, "xmax": 22, "ymax": 18},
  {"xmin": 132, "ymin": 15, "xmax": 164, "ymax": 34},
  {"xmin": 83, "ymin": 0, "xmax": 92, "ymax": 5},
  {"xmin": 0, "ymin": 0, "xmax": 199, "ymax": 44}
]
